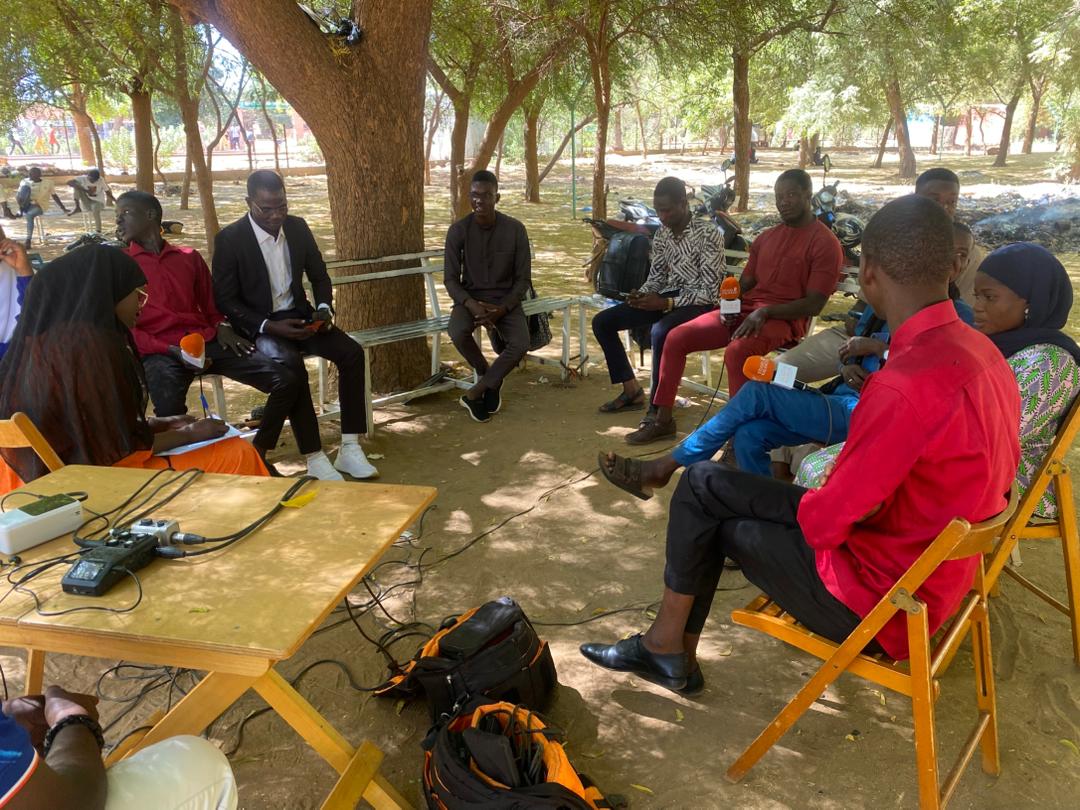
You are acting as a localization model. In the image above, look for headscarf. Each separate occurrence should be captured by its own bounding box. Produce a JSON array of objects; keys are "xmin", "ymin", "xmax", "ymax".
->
[
  {"xmin": 0, "ymin": 265, "xmax": 21, "ymax": 347},
  {"xmin": 978, "ymin": 242, "xmax": 1080, "ymax": 364},
  {"xmin": 0, "ymin": 245, "xmax": 152, "ymax": 482}
]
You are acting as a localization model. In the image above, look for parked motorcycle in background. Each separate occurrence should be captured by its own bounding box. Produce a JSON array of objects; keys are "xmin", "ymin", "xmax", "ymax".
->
[{"xmin": 811, "ymin": 154, "xmax": 863, "ymax": 266}]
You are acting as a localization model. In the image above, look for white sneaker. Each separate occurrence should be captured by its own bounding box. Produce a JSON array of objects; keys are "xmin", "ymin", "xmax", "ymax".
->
[
  {"xmin": 335, "ymin": 443, "xmax": 379, "ymax": 479},
  {"xmin": 306, "ymin": 452, "xmax": 345, "ymax": 481}
]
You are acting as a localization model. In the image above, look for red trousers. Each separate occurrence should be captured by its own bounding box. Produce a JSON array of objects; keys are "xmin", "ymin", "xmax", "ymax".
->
[{"xmin": 652, "ymin": 309, "xmax": 797, "ymax": 405}]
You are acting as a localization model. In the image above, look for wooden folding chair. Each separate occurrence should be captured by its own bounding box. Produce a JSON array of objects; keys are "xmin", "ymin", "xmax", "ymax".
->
[
  {"xmin": 727, "ymin": 491, "xmax": 1017, "ymax": 810},
  {"xmin": 984, "ymin": 396, "xmax": 1080, "ymax": 664},
  {"xmin": 0, "ymin": 412, "xmax": 64, "ymax": 473}
]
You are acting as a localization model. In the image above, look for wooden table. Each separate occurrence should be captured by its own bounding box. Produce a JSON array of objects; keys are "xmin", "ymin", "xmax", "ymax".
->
[{"xmin": 0, "ymin": 465, "xmax": 437, "ymax": 809}]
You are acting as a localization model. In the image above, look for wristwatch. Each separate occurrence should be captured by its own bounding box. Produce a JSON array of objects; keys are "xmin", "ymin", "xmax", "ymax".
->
[{"xmin": 43, "ymin": 714, "xmax": 105, "ymax": 755}]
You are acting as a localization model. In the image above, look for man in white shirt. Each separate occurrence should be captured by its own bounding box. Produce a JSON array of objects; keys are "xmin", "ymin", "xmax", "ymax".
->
[
  {"xmin": 15, "ymin": 167, "xmax": 69, "ymax": 248},
  {"xmin": 68, "ymin": 168, "xmax": 115, "ymax": 234},
  {"xmin": 211, "ymin": 170, "xmax": 377, "ymax": 481}
]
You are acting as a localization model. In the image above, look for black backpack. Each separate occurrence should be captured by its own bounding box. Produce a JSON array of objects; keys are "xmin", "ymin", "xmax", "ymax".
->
[
  {"xmin": 595, "ymin": 231, "xmax": 651, "ymax": 300},
  {"xmin": 376, "ymin": 598, "xmax": 557, "ymax": 723},
  {"xmin": 421, "ymin": 701, "xmax": 622, "ymax": 809}
]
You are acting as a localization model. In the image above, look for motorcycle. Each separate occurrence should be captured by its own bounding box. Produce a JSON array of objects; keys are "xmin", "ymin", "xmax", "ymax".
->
[{"xmin": 811, "ymin": 154, "xmax": 863, "ymax": 267}]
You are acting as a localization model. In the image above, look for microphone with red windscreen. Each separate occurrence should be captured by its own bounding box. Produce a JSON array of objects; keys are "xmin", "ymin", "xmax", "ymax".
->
[
  {"xmin": 179, "ymin": 333, "xmax": 207, "ymax": 370},
  {"xmin": 742, "ymin": 355, "xmax": 807, "ymax": 390},
  {"xmin": 719, "ymin": 276, "xmax": 741, "ymax": 315}
]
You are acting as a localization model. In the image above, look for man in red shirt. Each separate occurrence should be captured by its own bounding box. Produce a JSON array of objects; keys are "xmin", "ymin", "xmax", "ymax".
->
[
  {"xmin": 579, "ymin": 195, "xmax": 1019, "ymax": 693},
  {"xmin": 627, "ymin": 168, "xmax": 843, "ymax": 444},
  {"xmin": 118, "ymin": 190, "xmax": 318, "ymax": 473}
]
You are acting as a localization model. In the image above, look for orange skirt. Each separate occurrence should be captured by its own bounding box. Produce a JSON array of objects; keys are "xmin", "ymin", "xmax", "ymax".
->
[{"xmin": 0, "ymin": 437, "xmax": 268, "ymax": 495}]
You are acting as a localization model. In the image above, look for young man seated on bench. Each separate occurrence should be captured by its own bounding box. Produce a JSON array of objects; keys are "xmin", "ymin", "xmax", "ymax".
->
[
  {"xmin": 591, "ymin": 176, "xmax": 723, "ymax": 421},
  {"xmin": 0, "ymin": 682, "xmax": 236, "ymax": 809},
  {"xmin": 625, "ymin": 169, "xmax": 844, "ymax": 445},
  {"xmin": 118, "ymin": 191, "xmax": 315, "ymax": 477},
  {"xmin": 212, "ymin": 170, "xmax": 377, "ymax": 480},
  {"xmin": 444, "ymin": 170, "xmax": 532, "ymax": 424},
  {"xmin": 579, "ymin": 195, "xmax": 1020, "ymax": 695}
]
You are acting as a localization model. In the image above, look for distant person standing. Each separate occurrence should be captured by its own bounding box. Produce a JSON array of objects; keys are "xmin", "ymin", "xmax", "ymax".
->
[
  {"xmin": 228, "ymin": 123, "xmax": 242, "ymax": 151},
  {"xmin": 68, "ymin": 169, "xmax": 115, "ymax": 234},
  {"xmin": 444, "ymin": 169, "xmax": 532, "ymax": 423},
  {"xmin": 48, "ymin": 128, "xmax": 60, "ymax": 154},
  {"xmin": 16, "ymin": 167, "xmax": 69, "ymax": 249},
  {"xmin": 7, "ymin": 129, "xmax": 25, "ymax": 155}
]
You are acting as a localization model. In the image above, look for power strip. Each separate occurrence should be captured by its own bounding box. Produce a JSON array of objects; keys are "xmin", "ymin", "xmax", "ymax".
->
[{"xmin": 0, "ymin": 494, "xmax": 83, "ymax": 555}]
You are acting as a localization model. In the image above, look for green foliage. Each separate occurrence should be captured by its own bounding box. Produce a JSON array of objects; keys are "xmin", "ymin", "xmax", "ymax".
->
[
  {"xmin": 102, "ymin": 129, "xmax": 136, "ymax": 171},
  {"xmin": 296, "ymin": 133, "xmax": 324, "ymax": 164}
]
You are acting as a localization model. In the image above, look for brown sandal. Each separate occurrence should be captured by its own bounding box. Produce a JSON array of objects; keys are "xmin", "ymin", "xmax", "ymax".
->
[
  {"xmin": 597, "ymin": 451, "xmax": 653, "ymax": 501},
  {"xmin": 598, "ymin": 389, "xmax": 645, "ymax": 413}
]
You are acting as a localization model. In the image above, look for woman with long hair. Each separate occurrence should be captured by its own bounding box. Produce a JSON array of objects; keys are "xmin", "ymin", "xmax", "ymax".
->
[{"xmin": 0, "ymin": 245, "xmax": 267, "ymax": 492}]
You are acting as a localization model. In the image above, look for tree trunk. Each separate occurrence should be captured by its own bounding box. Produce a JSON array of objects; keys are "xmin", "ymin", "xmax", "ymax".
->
[
  {"xmin": 523, "ymin": 101, "xmax": 541, "ymax": 202},
  {"xmin": 872, "ymin": 118, "xmax": 891, "ymax": 168},
  {"xmin": 993, "ymin": 83, "xmax": 1023, "ymax": 167},
  {"xmin": 612, "ymin": 105, "xmax": 623, "ymax": 151},
  {"xmin": 170, "ymin": 0, "xmax": 433, "ymax": 390},
  {"xmin": 587, "ymin": 43, "xmax": 612, "ymax": 220},
  {"xmin": 129, "ymin": 85, "xmax": 155, "ymax": 192},
  {"xmin": 732, "ymin": 47, "xmax": 752, "ymax": 211},
  {"xmin": 423, "ymin": 89, "xmax": 444, "ymax": 186},
  {"xmin": 169, "ymin": 11, "xmax": 220, "ymax": 248},
  {"xmin": 929, "ymin": 115, "xmax": 940, "ymax": 155},
  {"xmin": 181, "ymin": 155, "xmax": 193, "ymax": 208},
  {"xmin": 798, "ymin": 136, "xmax": 811, "ymax": 168},
  {"xmin": 88, "ymin": 119, "xmax": 105, "ymax": 173},
  {"xmin": 446, "ymin": 97, "xmax": 470, "ymax": 215},
  {"xmin": 69, "ymin": 83, "xmax": 96, "ymax": 164},
  {"xmin": 1022, "ymin": 81, "xmax": 1045, "ymax": 155},
  {"xmin": 884, "ymin": 77, "xmax": 916, "ymax": 179},
  {"xmin": 965, "ymin": 108, "xmax": 973, "ymax": 156},
  {"xmin": 178, "ymin": 97, "xmax": 221, "ymax": 247},
  {"xmin": 635, "ymin": 100, "xmax": 648, "ymax": 159},
  {"xmin": 151, "ymin": 112, "xmax": 168, "ymax": 191}
]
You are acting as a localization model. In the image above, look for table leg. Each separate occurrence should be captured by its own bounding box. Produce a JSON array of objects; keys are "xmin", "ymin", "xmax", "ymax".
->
[
  {"xmin": 25, "ymin": 648, "xmax": 45, "ymax": 695},
  {"xmin": 105, "ymin": 671, "xmax": 257, "ymax": 766},
  {"xmin": 253, "ymin": 669, "xmax": 411, "ymax": 809}
]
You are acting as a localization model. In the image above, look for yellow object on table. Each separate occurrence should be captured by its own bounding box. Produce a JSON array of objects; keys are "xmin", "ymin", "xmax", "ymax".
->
[{"xmin": 0, "ymin": 465, "xmax": 436, "ymax": 809}]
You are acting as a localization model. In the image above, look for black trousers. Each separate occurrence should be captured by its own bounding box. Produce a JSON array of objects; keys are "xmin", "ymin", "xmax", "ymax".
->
[
  {"xmin": 447, "ymin": 303, "xmax": 529, "ymax": 390},
  {"xmin": 141, "ymin": 340, "xmax": 314, "ymax": 454},
  {"xmin": 666, "ymin": 463, "xmax": 872, "ymax": 645},
  {"xmin": 255, "ymin": 315, "xmax": 367, "ymax": 439}
]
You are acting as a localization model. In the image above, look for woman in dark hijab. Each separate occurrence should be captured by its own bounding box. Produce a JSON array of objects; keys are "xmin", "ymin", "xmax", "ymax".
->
[
  {"xmin": 0, "ymin": 245, "xmax": 266, "ymax": 490},
  {"xmin": 972, "ymin": 242, "xmax": 1080, "ymax": 517}
]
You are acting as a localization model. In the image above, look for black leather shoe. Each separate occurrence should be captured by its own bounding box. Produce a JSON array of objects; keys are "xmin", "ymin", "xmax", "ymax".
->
[
  {"xmin": 678, "ymin": 665, "xmax": 705, "ymax": 696},
  {"xmin": 579, "ymin": 634, "xmax": 688, "ymax": 691}
]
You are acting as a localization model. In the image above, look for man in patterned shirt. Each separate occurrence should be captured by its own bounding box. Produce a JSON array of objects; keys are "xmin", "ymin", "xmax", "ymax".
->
[{"xmin": 593, "ymin": 176, "xmax": 723, "ymax": 416}]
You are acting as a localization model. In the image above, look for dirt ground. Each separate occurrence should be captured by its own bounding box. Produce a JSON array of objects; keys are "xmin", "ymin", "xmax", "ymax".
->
[{"xmin": 2, "ymin": 150, "xmax": 1079, "ymax": 808}]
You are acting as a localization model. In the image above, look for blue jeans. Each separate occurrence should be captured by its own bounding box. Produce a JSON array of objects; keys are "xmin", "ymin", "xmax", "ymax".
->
[
  {"xmin": 671, "ymin": 382, "xmax": 857, "ymax": 476},
  {"xmin": 24, "ymin": 204, "xmax": 43, "ymax": 242},
  {"xmin": 591, "ymin": 303, "xmax": 714, "ymax": 393}
]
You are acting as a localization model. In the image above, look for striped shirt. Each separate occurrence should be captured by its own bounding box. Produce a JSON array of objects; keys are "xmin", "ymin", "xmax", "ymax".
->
[{"xmin": 638, "ymin": 217, "xmax": 723, "ymax": 307}]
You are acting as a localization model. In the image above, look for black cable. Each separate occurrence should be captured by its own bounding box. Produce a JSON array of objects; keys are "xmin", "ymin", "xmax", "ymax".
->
[{"xmin": 19, "ymin": 568, "xmax": 143, "ymax": 617}]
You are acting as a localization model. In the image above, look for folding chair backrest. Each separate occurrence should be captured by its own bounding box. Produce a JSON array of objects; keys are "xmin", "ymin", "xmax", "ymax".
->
[
  {"xmin": 0, "ymin": 412, "xmax": 64, "ymax": 473},
  {"xmin": 949, "ymin": 486, "xmax": 1019, "ymax": 560}
]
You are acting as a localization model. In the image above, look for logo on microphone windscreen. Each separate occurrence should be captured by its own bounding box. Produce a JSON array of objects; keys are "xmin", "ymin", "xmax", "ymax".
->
[{"xmin": 743, "ymin": 355, "xmax": 775, "ymax": 383}]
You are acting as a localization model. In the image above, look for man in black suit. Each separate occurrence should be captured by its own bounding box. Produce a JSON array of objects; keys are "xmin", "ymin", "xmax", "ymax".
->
[{"xmin": 212, "ymin": 170, "xmax": 376, "ymax": 480}]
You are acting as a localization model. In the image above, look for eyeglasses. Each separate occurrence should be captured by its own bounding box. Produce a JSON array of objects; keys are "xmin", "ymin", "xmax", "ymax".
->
[
  {"xmin": 250, "ymin": 200, "xmax": 288, "ymax": 216},
  {"xmin": 136, "ymin": 288, "xmax": 150, "ymax": 306}
]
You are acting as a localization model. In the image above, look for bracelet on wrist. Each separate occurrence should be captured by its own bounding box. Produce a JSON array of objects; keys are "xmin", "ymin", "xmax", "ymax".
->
[{"xmin": 43, "ymin": 715, "xmax": 105, "ymax": 756}]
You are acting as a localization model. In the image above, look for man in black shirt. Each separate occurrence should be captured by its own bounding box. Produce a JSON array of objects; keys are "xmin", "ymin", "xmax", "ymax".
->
[{"xmin": 444, "ymin": 170, "xmax": 532, "ymax": 423}]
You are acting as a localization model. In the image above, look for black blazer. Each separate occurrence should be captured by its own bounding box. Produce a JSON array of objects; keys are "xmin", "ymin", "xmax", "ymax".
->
[{"xmin": 212, "ymin": 214, "xmax": 334, "ymax": 337}]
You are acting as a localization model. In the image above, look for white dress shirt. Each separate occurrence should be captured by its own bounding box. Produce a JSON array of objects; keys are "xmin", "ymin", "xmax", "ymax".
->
[{"xmin": 249, "ymin": 213, "xmax": 295, "ymax": 314}]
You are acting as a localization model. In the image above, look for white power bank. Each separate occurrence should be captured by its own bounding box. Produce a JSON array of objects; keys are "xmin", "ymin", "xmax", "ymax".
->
[{"xmin": 0, "ymin": 494, "xmax": 83, "ymax": 555}]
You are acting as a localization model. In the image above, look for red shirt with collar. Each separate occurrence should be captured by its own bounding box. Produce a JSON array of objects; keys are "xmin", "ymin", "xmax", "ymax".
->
[
  {"xmin": 797, "ymin": 300, "xmax": 1020, "ymax": 659},
  {"xmin": 126, "ymin": 240, "xmax": 224, "ymax": 357}
]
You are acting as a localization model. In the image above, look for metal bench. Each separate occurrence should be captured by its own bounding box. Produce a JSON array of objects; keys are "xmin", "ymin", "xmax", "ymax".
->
[{"xmin": 314, "ymin": 251, "xmax": 586, "ymax": 434}]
